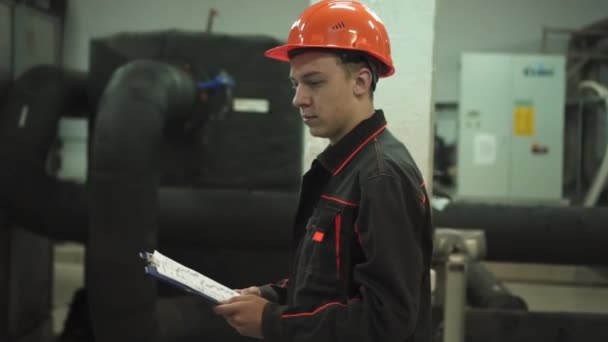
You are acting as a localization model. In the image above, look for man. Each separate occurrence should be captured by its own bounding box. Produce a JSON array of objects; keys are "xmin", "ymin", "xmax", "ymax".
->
[{"xmin": 214, "ymin": 1, "xmax": 433, "ymax": 341}]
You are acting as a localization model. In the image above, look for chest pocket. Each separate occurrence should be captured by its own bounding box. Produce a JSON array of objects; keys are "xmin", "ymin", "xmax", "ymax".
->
[{"xmin": 300, "ymin": 202, "xmax": 346, "ymax": 279}]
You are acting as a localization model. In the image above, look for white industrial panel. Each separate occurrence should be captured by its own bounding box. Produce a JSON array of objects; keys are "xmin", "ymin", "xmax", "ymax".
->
[
  {"xmin": 457, "ymin": 53, "xmax": 512, "ymax": 200},
  {"xmin": 456, "ymin": 52, "xmax": 565, "ymax": 204},
  {"xmin": 510, "ymin": 56, "xmax": 565, "ymax": 200}
]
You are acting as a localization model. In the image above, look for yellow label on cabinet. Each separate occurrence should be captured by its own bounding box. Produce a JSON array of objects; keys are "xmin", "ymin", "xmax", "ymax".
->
[{"xmin": 513, "ymin": 106, "xmax": 535, "ymax": 136}]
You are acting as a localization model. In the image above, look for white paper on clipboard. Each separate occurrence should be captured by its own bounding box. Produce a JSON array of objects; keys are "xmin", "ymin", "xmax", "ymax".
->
[{"xmin": 141, "ymin": 250, "xmax": 239, "ymax": 304}]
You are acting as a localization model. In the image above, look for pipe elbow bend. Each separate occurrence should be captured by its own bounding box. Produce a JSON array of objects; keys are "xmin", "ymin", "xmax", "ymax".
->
[{"xmin": 102, "ymin": 60, "xmax": 196, "ymax": 115}]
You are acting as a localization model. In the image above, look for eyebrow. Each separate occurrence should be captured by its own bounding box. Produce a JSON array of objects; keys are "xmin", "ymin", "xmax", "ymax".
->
[{"xmin": 289, "ymin": 71, "xmax": 323, "ymax": 82}]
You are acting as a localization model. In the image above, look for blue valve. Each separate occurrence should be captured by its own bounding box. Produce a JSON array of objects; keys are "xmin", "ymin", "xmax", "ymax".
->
[{"xmin": 196, "ymin": 71, "xmax": 235, "ymax": 90}]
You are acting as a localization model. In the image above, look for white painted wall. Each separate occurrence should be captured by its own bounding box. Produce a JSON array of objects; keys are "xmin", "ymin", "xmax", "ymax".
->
[
  {"xmin": 62, "ymin": 0, "xmax": 309, "ymax": 70},
  {"xmin": 305, "ymin": 0, "xmax": 437, "ymax": 185},
  {"xmin": 435, "ymin": 0, "xmax": 608, "ymax": 103}
]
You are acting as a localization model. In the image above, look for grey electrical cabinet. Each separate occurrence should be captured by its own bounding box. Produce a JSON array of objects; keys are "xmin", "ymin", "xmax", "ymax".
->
[{"xmin": 456, "ymin": 53, "xmax": 566, "ymax": 204}]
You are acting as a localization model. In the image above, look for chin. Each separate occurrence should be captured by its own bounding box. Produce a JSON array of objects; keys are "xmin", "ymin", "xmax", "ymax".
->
[{"xmin": 308, "ymin": 128, "xmax": 329, "ymax": 139}]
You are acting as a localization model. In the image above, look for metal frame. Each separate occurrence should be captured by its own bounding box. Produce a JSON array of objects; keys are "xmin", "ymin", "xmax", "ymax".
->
[
  {"xmin": 433, "ymin": 229, "xmax": 486, "ymax": 342},
  {"xmin": 442, "ymin": 254, "xmax": 467, "ymax": 342},
  {"xmin": 540, "ymin": 26, "xmax": 608, "ymax": 54},
  {"xmin": 580, "ymin": 81, "xmax": 608, "ymax": 206},
  {"xmin": 539, "ymin": 26, "xmax": 608, "ymax": 85}
]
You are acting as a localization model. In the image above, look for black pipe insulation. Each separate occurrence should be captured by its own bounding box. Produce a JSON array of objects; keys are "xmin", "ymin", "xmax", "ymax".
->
[
  {"xmin": 5, "ymin": 186, "xmax": 297, "ymax": 248},
  {"xmin": 466, "ymin": 262, "xmax": 528, "ymax": 310},
  {"xmin": 0, "ymin": 66, "xmax": 90, "ymax": 240},
  {"xmin": 433, "ymin": 202, "xmax": 608, "ymax": 266},
  {"xmin": 85, "ymin": 60, "xmax": 196, "ymax": 342},
  {"xmin": 58, "ymin": 288, "xmax": 248, "ymax": 342},
  {"xmin": 0, "ymin": 211, "xmax": 8, "ymax": 341},
  {"xmin": 157, "ymin": 187, "xmax": 297, "ymax": 247},
  {"xmin": 33, "ymin": 186, "xmax": 298, "ymax": 247},
  {"xmin": 0, "ymin": 66, "xmax": 297, "ymax": 248}
]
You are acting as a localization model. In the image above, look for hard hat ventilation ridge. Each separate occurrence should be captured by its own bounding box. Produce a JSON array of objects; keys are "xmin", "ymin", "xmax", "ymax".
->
[{"xmin": 331, "ymin": 21, "xmax": 346, "ymax": 31}]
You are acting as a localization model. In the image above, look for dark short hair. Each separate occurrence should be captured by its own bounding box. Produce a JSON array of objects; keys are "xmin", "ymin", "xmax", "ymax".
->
[{"xmin": 288, "ymin": 47, "xmax": 382, "ymax": 92}]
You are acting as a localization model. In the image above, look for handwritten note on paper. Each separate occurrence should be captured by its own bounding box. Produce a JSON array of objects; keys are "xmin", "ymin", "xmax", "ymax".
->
[{"xmin": 152, "ymin": 251, "xmax": 239, "ymax": 303}]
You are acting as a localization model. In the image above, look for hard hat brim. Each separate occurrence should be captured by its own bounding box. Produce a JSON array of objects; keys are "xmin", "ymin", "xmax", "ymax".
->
[{"xmin": 264, "ymin": 44, "xmax": 395, "ymax": 78}]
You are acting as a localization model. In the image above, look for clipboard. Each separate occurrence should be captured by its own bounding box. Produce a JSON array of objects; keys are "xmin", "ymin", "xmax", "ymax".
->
[{"xmin": 140, "ymin": 250, "xmax": 239, "ymax": 305}]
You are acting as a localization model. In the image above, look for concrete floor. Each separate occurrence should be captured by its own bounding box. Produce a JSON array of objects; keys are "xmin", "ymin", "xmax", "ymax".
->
[
  {"xmin": 506, "ymin": 281, "xmax": 608, "ymax": 314},
  {"xmin": 53, "ymin": 244, "xmax": 85, "ymax": 335},
  {"xmin": 52, "ymin": 244, "xmax": 608, "ymax": 336}
]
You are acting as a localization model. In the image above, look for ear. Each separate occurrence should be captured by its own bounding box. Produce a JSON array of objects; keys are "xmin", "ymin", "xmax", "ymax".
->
[{"xmin": 353, "ymin": 67, "xmax": 373, "ymax": 96}]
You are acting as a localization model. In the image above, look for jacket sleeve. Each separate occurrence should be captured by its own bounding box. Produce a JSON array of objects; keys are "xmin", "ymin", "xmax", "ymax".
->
[
  {"xmin": 258, "ymin": 278, "xmax": 289, "ymax": 304},
  {"xmin": 262, "ymin": 172, "xmax": 428, "ymax": 342}
]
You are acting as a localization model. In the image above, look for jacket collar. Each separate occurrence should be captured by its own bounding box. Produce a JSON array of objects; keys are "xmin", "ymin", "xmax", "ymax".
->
[{"xmin": 317, "ymin": 110, "xmax": 387, "ymax": 175}]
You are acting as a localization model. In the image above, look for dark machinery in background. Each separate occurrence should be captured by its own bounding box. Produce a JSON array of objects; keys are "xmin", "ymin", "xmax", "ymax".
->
[
  {"xmin": 0, "ymin": 3, "xmax": 10, "ymax": 102},
  {"xmin": 1, "ymin": 2, "xmax": 70, "ymax": 342},
  {"xmin": 564, "ymin": 19, "xmax": 608, "ymax": 206},
  {"xmin": 431, "ymin": 17, "xmax": 608, "ymax": 342},
  {"xmin": 0, "ymin": 17, "xmax": 304, "ymax": 342},
  {"xmin": 434, "ymin": 19, "xmax": 608, "ymax": 207},
  {"xmin": 432, "ymin": 18, "xmax": 608, "ymax": 263}
]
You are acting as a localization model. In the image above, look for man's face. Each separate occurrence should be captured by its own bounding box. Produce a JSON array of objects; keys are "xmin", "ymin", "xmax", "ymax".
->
[{"xmin": 289, "ymin": 51, "xmax": 356, "ymax": 144}]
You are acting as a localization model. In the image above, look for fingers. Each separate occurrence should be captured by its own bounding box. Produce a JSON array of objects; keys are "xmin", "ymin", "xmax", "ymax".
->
[
  {"xmin": 214, "ymin": 296, "xmax": 266, "ymax": 339},
  {"xmin": 213, "ymin": 295, "xmax": 256, "ymax": 316},
  {"xmin": 213, "ymin": 301, "xmax": 244, "ymax": 316},
  {"xmin": 213, "ymin": 303, "xmax": 234, "ymax": 316},
  {"xmin": 237, "ymin": 286, "xmax": 261, "ymax": 296},
  {"xmin": 227, "ymin": 294, "xmax": 257, "ymax": 303},
  {"xmin": 214, "ymin": 303, "xmax": 247, "ymax": 333}
]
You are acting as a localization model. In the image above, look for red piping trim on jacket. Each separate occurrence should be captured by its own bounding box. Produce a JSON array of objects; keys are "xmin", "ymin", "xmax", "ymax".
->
[
  {"xmin": 333, "ymin": 124, "xmax": 387, "ymax": 175},
  {"xmin": 281, "ymin": 301, "xmax": 348, "ymax": 318},
  {"xmin": 320, "ymin": 195, "xmax": 358, "ymax": 207},
  {"xmin": 354, "ymin": 223, "xmax": 367, "ymax": 258},
  {"xmin": 420, "ymin": 182, "xmax": 427, "ymax": 204},
  {"xmin": 335, "ymin": 212, "xmax": 342, "ymax": 279}
]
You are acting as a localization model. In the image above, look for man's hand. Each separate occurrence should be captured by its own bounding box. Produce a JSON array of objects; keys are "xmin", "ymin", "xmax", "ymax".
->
[
  {"xmin": 236, "ymin": 286, "xmax": 262, "ymax": 296},
  {"xmin": 213, "ymin": 294, "xmax": 268, "ymax": 339}
]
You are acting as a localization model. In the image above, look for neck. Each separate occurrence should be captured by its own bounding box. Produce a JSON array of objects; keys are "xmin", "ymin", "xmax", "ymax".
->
[{"xmin": 329, "ymin": 100, "xmax": 375, "ymax": 145}]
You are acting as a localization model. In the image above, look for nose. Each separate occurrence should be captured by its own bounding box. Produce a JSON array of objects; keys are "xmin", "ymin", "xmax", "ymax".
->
[{"xmin": 292, "ymin": 84, "xmax": 310, "ymax": 108}]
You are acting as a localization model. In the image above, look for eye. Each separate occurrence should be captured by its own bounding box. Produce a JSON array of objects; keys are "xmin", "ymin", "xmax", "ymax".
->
[{"xmin": 306, "ymin": 80, "xmax": 323, "ymax": 88}]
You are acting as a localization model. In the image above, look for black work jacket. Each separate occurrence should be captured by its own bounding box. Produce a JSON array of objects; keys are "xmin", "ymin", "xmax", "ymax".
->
[{"xmin": 261, "ymin": 110, "xmax": 433, "ymax": 342}]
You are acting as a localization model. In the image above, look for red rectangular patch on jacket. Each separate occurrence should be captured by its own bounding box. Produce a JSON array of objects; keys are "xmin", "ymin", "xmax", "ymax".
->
[{"xmin": 312, "ymin": 231, "xmax": 325, "ymax": 242}]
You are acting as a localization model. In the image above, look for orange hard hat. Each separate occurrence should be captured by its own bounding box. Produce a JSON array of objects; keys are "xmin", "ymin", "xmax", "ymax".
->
[{"xmin": 264, "ymin": 0, "xmax": 395, "ymax": 77}]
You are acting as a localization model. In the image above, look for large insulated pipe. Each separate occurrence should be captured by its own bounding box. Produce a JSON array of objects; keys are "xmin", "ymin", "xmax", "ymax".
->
[
  {"xmin": 433, "ymin": 202, "xmax": 608, "ymax": 266},
  {"xmin": 0, "ymin": 67, "xmax": 297, "ymax": 248},
  {"xmin": 86, "ymin": 60, "xmax": 195, "ymax": 342},
  {"xmin": 0, "ymin": 65, "xmax": 89, "ymax": 242},
  {"xmin": 467, "ymin": 262, "xmax": 527, "ymax": 310},
  {"xmin": 157, "ymin": 187, "xmax": 296, "ymax": 247}
]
